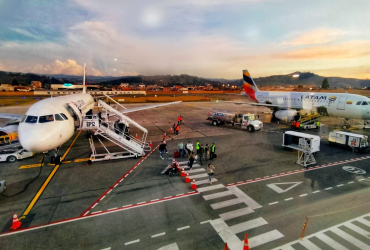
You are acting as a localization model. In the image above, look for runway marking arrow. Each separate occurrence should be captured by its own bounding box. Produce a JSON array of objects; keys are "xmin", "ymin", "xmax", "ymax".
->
[{"xmin": 267, "ymin": 182, "xmax": 302, "ymax": 193}]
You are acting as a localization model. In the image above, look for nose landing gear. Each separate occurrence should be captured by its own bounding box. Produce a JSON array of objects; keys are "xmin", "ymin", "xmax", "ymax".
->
[{"xmin": 50, "ymin": 148, "xmax": 62, "ymax": 165}]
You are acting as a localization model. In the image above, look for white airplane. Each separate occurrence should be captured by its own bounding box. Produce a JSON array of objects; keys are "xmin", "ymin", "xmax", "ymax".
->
[
  {"xmin": 0, "ymin": 65, "xmax": 180, "ymax": 162},
  {"xmin": 239, "ymin": 69, "xmax": 370, "ymax": 125}
]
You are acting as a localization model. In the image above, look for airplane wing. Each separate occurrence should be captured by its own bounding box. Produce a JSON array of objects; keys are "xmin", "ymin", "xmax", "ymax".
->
[
  {"xmin": 0, "ymin": 113, "xmax": 24, "ymax": 120},
  {"xmin": 120, "ymin": 101, "xmax": 182, "ymax": 114},
  {"xmin": 219, "ymin": 101, "xmax": 283, "ymax": 108}
]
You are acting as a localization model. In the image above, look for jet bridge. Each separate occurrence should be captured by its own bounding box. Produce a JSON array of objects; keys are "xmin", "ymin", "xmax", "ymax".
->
[{"xmin": 80, "ymin": 99, "xmax": 151, "ymax": 162}]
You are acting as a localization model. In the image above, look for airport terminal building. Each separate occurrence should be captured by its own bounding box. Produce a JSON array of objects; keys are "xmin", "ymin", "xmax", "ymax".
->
[{"xmin": 51, "ymin": 83, "xmax": 100, "ymax": 90}]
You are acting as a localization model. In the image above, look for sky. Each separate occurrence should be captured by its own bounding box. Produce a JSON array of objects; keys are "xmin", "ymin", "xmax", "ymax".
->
[{"xmin": 1, "ymin": 0, "xmax": 370, "ymax": 79}]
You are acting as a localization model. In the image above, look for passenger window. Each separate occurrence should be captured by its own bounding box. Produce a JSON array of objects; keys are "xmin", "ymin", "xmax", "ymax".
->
[
  {"xmin": 60, "ymin": 113, "xmax": 68, "ymax": 120},
  {"xmin": 362, "ymin": 102, "xmax": 368, "ymax": 105},
  {"xmin": 21, "ymin": 115, "xmax": 27, "ymax": 123},
  {"xmin": 55, "ymin": 114, "xmax": 64, "ymax": 121},
  {"xmin": 39, "ymin": 115, "xmax": 54, "ymax": 123},
  {"xmin": 25, "ymin": 116, "xmax": 38, "ymax": 123},
  {"xmin": 356, "ymin": 101, "xmax": 361, "ymax": 105}
]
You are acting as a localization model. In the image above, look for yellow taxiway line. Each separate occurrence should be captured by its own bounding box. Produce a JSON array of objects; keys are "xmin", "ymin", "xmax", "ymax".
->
[{"xmin": 20, "ymin": 131, "xmax": 82, "ymax": 220}]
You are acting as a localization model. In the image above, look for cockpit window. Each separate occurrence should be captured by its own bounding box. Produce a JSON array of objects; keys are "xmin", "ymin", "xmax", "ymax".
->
[
  {"xmin": 39, "ymin": 115, "xmax": 54, "ymax": 123},
  {"xmin": 21, "ymin": 115, "xmax": 27, "ymax": 123},
  {"xmin": 356, "ymin": 101, "xmax": 362, "ymax": 105},
  {"xmin": 362, "ymin": 101, "xmax": 368, "ymax": 105},
  {"xmin": 60, "ymin": 113, "xmax": 68, "ymax": 120},
  {"xmin": 25, "ymin": 115, "xmax": 38, "ymax": 123},
  {"xmin": 55, "ymin": 114, "xmax": 64, "ymax": 121}
]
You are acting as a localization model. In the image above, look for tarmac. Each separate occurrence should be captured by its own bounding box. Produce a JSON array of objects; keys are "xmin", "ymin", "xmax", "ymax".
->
[{"xmin": 1, "ymin": 99, "xmax": 370, "ymax": 249}]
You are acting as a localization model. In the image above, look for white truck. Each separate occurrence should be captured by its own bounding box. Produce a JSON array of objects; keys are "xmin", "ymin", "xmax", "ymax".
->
[
  {"xmin": 0, "ymin": 147, "xmax": 35, "ymax": 163},
  {"xmin": 206, "ymin": 111, "xmax": 263, "ymax": 132},
  {"xmin": 328, "ymin": 131, "xmax": 368, "ymax": 153}
]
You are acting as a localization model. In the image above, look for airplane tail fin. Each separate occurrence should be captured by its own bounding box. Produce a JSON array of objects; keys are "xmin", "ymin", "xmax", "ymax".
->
[
  {"xmin": 82, "ymin": 63, "xmax": 86, "ymax": 94},
  {"xmin": 242, "ymin": 69, "xmax": 259, "ymax": 102}
]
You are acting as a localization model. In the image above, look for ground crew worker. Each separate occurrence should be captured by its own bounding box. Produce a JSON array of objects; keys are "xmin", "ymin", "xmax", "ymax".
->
[
  {"xmin": 196, "ymin": 140, "xmax": 200, "ymax": 155},
  {"xmin": 295, "ymin": 121, "xmax": 300, "ymax": 131},
  {"xmin": 199, "ymin": 145, "xmax": 205, "ymax": 165},
  {"xmin": 316, "ymin": 121, "xmax": 320, "ymax": 132},
  {"xmin": 173, "ymin": 123, "xmax": 176, "ymax": 133},
  {"xmin": 176, "ymin": 124, "xmax": 180, "ymax": 135},
  {"xmin": 177, "ymin": 116, "xmax": 181, "ymax": 125},
  {"xmin": 291, "ymin": 120, "xmax": 296, "ymax": 130},
  {"xmin": 180, "ymin": 115, "xmax": 183, "ymax": 124},
  {"xmin": 210, "ymin": 142, "xmax": 216, "ymax": 160}
]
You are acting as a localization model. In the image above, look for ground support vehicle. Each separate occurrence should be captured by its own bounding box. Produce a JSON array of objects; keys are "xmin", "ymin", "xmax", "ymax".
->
[
  {"xmin": 328, "ymin": 131, "xmax": 368, "ymax": 153},
  {"xmin": 0, "ymin": 147, "xmax": 34, "ymax": 163},
  {"xmin": 206, "ymin": 111, "xmax": 263, "ymax": 132}
]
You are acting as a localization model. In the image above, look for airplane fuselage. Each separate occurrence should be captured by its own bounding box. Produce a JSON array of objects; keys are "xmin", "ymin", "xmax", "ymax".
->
[
  {"xmin": 255, "ymin": 90, "xmax": 370, "ymax": 120},
  {"xmin": 18, "ymin": 93, "xmax": 94, "ymax": 152}
]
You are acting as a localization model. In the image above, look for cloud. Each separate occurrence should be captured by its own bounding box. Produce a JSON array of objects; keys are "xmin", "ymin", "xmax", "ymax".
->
[
  {"xmin": 273, "ymin": 41, "xmax": 370, "ymax": 60},
  {"xmin": 10, "ymin": 28, "xmax": 42, "ymax": 40},
  {"xmin": 282, "ymin": 28, "xmax": 346, "ymax": 46},
  {"xmin": 22, "ymin": 59, "xmax": 102, "ymax": 76}
]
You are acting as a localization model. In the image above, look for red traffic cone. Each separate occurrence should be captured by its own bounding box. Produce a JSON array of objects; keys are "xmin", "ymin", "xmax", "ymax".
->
[
  {"xmin": 135, "ymin": 134, "xmax": 138, "ymax": 139},
  {"xmin": 243, "ymin": 233, "xmax": 249, "ymax": 250},
  {"xmin": 185, "ymin": 173, "xmax": 190, "ymax": 183},
  {"xmin": 180, "ymin": 168, "xmax": 186, "ymax": 177},
  {"xmin": 10, "ymin": 213, "xmax": 22, "ymax": 230},
  {"xmin": 190, "ymin": 179, "xmax": 197, "ymax": 190},
  {"xmin": 149, "ymin": 141, "xmax": 153, "ymax": 148},
  {"xmin": 163, "ymin": 132, "xmax": 167, "ymax": 139},
  {"xmin": 224, "ymin": 242, "xmax": 229, "ymax": 250},
  {"xmin": 170, "ymin": 127, "xmax": 173, "ymax": 133}
]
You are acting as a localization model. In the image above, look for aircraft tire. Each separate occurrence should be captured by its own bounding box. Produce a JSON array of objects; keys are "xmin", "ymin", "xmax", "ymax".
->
[
  {"xmin": 55, "ymin": 155, "xmax": 61, "ymax": 165},
  {"xmin": 50, "ymin": 156, "xmax": 55, "ymax": 164}
]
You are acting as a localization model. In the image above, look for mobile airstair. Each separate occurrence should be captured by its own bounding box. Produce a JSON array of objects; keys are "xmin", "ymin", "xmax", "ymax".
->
[{"xmin": 80, "ymin": 98, "xmax": 151, "ymax": 162}]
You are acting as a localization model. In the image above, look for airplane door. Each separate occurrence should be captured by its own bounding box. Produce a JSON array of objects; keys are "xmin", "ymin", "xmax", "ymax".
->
[
  {"xmin": 337, "ymin": 97, "xmax": 347, "ymax": 110},
  {"xmin": 67, "ymin": 102, "xmax": 83, "ymax": 127}
]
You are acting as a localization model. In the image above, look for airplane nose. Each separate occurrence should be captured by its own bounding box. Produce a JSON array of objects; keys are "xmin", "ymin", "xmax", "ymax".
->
[{"xmin": 19, "ymin": 126, "xmax": 53, "ymax": 152}]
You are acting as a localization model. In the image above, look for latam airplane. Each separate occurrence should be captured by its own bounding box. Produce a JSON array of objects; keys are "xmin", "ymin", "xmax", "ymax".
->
[
  {"xmin": 241, "ymin": 69, "xmax": 370, "ymax": 125},
  {"xmin": 0, "ymin": 65, "xmax": 179, "ymax": 162}
]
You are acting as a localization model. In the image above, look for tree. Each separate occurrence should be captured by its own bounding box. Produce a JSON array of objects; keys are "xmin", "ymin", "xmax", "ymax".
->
[
  {"xmin": 12, "ymin": 79, "xmax": 19, "ymax": 86},
  {"xmin": 321, "ymin": 78, "xmax": 329, "ymax": 89}
]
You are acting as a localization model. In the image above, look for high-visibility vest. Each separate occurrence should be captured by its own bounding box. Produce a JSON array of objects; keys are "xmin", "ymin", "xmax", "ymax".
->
[
  {"xmin": 196, "ymin": 142, "xmax": 200, "ymax": 149},
  {"xmin": 316, "ymin": 121, "xmax": 320, "ymax": 126},
  {"xmin": 177, "ymin": 117, "xmax": 181, "ymax": 122},
  {"xmin": 211, "ymin": 145, "xmax": 215, "ymax": 152},
  {"xmin": 176, "ymin": 126, "xmax": 180, "ymax": 131},
  {"xmin": 296, "ymin": 122, "xmax": 300, "ymax": 128}
]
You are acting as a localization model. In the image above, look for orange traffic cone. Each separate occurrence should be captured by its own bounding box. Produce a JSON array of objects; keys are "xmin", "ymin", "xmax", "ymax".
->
[
  {"xmin": 185, "ymin": 173, "xmax": 190, "ymax": 183},
  {"xmin": 135, "ymin": 134, "xmax": 138, "ymax": 139},
  {"xmin": 243, "ymin": 233, "xmax": 249, "ymax": 250},
  {"xmin": 224, "ymin": 242, "xmax": 229, "ymax": 250},
  {"xmin": 180, "ymin": 168, "xmax": 186, "ymax": 177},
  {"xmin": 164, "ymin": 132, "xmax": 167, "ymax": 139},
  {"xmin": 190, "ymin": 179, "xmax": 197, "ymax": 190},
  {"xmin": 170, "ymin": 127, "xmax": 173, "ymax": 133},
  {"xmin": 10, "ymin": 213, "xmax": 22, "ymax": 230},
  {"xmin": 277, "ymin": 121, "xmax": 280, "ymax": 126},
  {"xmin": 143, "ymin": 118, "xmax": 145, "ymax": 123},
  {"xmin": 149, "ymin": 141, "xmax": 153, "ymax": 148}
]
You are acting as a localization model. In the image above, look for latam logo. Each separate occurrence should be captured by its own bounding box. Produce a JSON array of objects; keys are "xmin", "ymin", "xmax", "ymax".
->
[{"xmin": 300, "ymin": 95, "xmax": 330, "ymax": 100}]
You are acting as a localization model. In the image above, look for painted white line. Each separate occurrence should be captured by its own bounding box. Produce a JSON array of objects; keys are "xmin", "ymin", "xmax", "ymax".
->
[
  {"xmin": 190, "ymin": 173, "xmax": 208, "ymax": 179},
  {"xmin": 177, "ymin": 225, "xmax": 190, "ymax": 231},
  {"xmin": 203, "ymin": 191, "xmax": 233, "ymax": 200},
  {"xmin": 114, "ymin": 184, "xmax": 118, "ymax": 188},
  {"xmin": 315, "ymin": 234, "xmax": 349, "ymax": 250},
  {"xmin": 125, "ymin": 239, "xmax": 140, "ymax": 245},
  {"xmin": 331, "ymin": 227, "xmax": 369, "ymax": 249},
  {"xmin": 107, "ymin": 207, "xmax": 117, "ymax": 211},
  {"xmin": 101, "ymin": 248, "xmax": 111, "ymax": 250},
  {"xmin": 358, "ymin": 179, "xmax": 365, "ymax": 181},
  {"xmin": 312, "ymin": 190, "xmax": 320, "ymax": 193},
  {"xmin": 176, "ymin": 193, "xmax": 184, "ymax": 196},
  {"xmin": 210, "ymin": 219, "xmax": 243, "ymax": 249},
  {"xmin": 348, "ymin": 181, "xmax": 354, "ymax": 184},
  {"xmin": 100, "ymin": 196, "xmax": 105, "ymax": 201},
  {"xmin": 298, "ymin": 238, "xmax": 322, "ymax": 250},
  {"xmin": 122, "ymin": 204, "xmax": 132, "ymax": 208},
  {"xmin": 91, "ymin": 203, "xmax": 98, "ymax": 209},
  {"xmin": 119, "ymin": 179, "xmax": 123, "ymax": 182},
  {"xmin": 151, "ymin": 199, "xmax": 159, "ymax": 202},
  {"xmin": 287, "ymin": 171, "xmax": 293, "ymax": 173},
  {"xmin": 151, "ymin": 232, "xmax": 166, "ymax": 238},
  {"xmin": 91, "ymin": 211, "xmax": 102, "ymax": 214},
  {"xmin": 284, "ymin": 197, "xmax": 293, "ymax": 201},
  {"xmin": 197, "ymin": 178, "xmax": 218, "ymax": 185},
  {"xmin": 249, "ymin": 230, "xmax": 284, "ymax": 248},
  {"xmin": 200, "ymin": 220, "xmax": 211, "ymax": 224},
  {"xmin": 247, "ymin": 179, "xmax": 252, "ymax": 182},
  {"xmin": 337, "ymin": 184, "xmax": 344, "ymax": 187},
  {"xmin": 219, "ymin": 207, "xmax": 254, "ymax": 221},
  {"xmin": 325, "ymin": 187, "xmax": 333, "ymax": 190},
  {"xmin": 227, "ymin": 186, "xmax": 262, "ymax": 209},
  {"xmin": 83, "ymin": 211, "xmax": 89, "ymax": 216},
  {"xmin": 263, "ymin": 176, "xmax": 270, "ymax": 178},
  {"xmin": 269, "ymin": 201, "xmax": 279, "ymax": 205},
  {"xmin": 137, "ymin": 201, "xmax": 146, "ymax": 205},
  {"xmin": 211, "ymin": 198, "xmax": 242, "ymax": 210},
  {"xmin": 230, "ymin": 217, "xmax": 268, "ymax": 234},
  {"xmin": 107, "ymin": 190, "xmax": 112, "ymax": 194},
  {"xmin": 271, "ymin": 174, "xmax": 277, "ymax": 176},
  {"xmin": 237, "ymin": 181, "xmax": 243, "ymax": 183},
  {"xmin": 299, "ymin": 194, "xmax": 308, "ymax": 197},
  {"xmin": 164, "ymin": 196, "xmax": 172, "ymax": 199}
]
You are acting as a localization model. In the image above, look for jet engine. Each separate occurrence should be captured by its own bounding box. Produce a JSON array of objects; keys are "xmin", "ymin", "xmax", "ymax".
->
[
  {"xmin": 0, "ymin": 121, "xmax": 19, "ymax": 141},
  {"xmin": 274, "ymin": 110, "xmax": 300, "ymax": 122}
]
